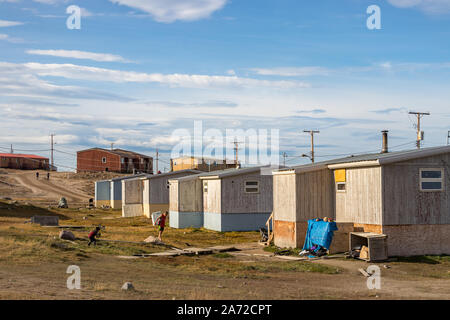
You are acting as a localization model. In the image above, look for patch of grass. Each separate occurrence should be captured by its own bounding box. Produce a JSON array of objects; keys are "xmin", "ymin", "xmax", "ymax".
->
[
  {"xmin": 395, "ymin": 255, "xmax": 449, "ymax": 265},
  {"xmin": 263, "ymin": 245, "xmax": 301, "ymax": 256},
  {"xmin": 238, "ymin": 261, "xmax": 340, "ymax": 274},
  {"xmin": 214, "ymin": 253, "xmax": 234, "ymax": 259}
]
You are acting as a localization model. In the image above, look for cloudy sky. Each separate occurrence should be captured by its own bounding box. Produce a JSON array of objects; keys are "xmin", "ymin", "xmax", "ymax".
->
[{"xmin": 0, "ymin": 0, "xmax": 450, "ymax": 171}]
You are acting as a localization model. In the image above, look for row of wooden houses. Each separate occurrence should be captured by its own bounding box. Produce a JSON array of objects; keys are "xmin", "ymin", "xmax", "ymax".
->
[{"xmin": 95, "ymin": 142, "xmax": 450, "ymax": 257}]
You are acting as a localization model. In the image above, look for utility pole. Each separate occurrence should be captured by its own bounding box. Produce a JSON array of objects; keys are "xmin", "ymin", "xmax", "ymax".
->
[
  {"xmin": 155, "ymin": 148, "xmax": 159, "ymax": 174},
  {"xmin": 50, "ymin": 134, "xmax": 55, "ymax": 170},
  {"xmin": 10, "ymin": 144, "xmax": 13, "ymax": 154},
  {"xmin": 233, "ymin": 138, "xmax": 242, "ymax": 168},
  {"xmin": 282, "ymin": 152, "xmax": 288, "ymax": 167},
  {"xmin": 409, "ymin": 111, "xmax": 430, "ymax": 149},
  {"xmin": 303, "ymin": 130, "xmax": 320, "ymax": 163},
  {"xmin": 447, "ymin": 130, "xmax": 450, "ymax": 145},
  {"xmin": 110, "ymin": 142, "xmax": 114, "ymax": 150}
]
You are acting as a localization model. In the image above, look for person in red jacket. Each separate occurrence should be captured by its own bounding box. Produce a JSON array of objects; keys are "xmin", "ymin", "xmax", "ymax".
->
[
  {"xmin": 155, "ymin": 211, "xmax": 168, "ymax": 241},
  {"xmin": 88, "ymin": 226, "xmax": 101, "ymax": 246}
]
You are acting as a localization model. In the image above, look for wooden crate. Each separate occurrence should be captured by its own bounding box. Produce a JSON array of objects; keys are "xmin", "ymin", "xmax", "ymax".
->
[{"xmin": 350, "ymin": 232, "xmax": 388, "ymax": 262}]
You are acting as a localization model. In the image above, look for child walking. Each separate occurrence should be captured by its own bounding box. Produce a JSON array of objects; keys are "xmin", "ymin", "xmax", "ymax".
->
[{"xmin": 155, "ymin": 211, "xmax": 168, "ymax": 241}]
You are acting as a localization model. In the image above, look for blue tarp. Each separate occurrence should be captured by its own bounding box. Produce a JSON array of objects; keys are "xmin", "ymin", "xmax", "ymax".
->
[{"xmin": 302, "ymin": 219, "xmax": 338, "ymax": 251}]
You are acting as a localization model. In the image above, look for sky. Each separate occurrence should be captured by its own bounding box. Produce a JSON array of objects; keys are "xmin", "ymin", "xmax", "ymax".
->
[{"xmin": 0, "ymin": 0, "xmax": 450, "ymax": 171}]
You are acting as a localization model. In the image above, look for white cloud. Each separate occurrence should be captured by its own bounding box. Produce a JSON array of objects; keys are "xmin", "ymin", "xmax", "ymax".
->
[
  {"xmin": 109, "ymin": 0, "xmax": 228, "ymax": 22},
  {"xmin": 388, "ymin": 0, "xmax": 450, "ymax": 14},
  {"xmin": 21, "ymin": 62, "xmax": 310, "ymax": 89},
  {"xmin": 0, "ymin": 33, "xmax": 23, "ymax": 43},
  {"xmin": 0, "ymin": 20, "xmax": 24, "ymax": 27},
  {"xmin": 26, "ymin": 49, "xmax": 130, "ymax": 63},
  {"xmin": 251, "ymin": 66, "xmax": 331, "ymax": 77}
]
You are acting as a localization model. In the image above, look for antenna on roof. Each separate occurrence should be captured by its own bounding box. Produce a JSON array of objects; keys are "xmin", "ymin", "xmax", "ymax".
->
[
  {"xmin": 110, "ymin": 143, "xmax": 114, "ymax": 151},
  {"xmin": 10, "ymin": 144, "xmax": 13, "ymax": 154},
  {"xmin": 447, "ymin": 131, "xmax": 450, "ymax": 145}
]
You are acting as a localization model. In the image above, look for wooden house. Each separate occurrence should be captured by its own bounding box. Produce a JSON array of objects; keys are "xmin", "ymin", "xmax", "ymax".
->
[
  {"xmin": 121, "ymin": 170, "xmax": 201, "ymax": 218},
  {"xmin": 273, "ymin": 145, "xmax": 450, "ymax": 256},
  {"xmin": 199, "ymin": 167, "xmax": 273, "ymax": 232},
  {"xmin": 168, "ymin": 173, "xmax": 205, "ymax": 228}
]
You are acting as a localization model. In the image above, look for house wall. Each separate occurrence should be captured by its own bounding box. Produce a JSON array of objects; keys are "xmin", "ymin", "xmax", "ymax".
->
[
  {"xmin": 221, "ymin": 174, "xmax": 273, "ymax": 214},
  {"xmin": 77, "ymin": 149, "xmax": 121, "ymax": 173},
  {"xmin": 335, "ymin": 166, "xmax": 383, "ymax": 225},
  {"xmin": 110, "ymin": 179, "xmax": 122, "ymax": 209},
  {"xmin": 382, "ymin": 153, "xmax": 450, "ymax": 225},
  {"xmin": 143, "ymin": 171, "xmax": 200, "ymax": 218},
  {"xmin": 95, "ymin": 180, "xmax": 111, "ymax": 207},
  {"xmin": 0, "ymin": 157, "xmax": 49, "ymax": 170},
  {"xmin": 203, "ymin": 179, "xmax": 222, "ymax": 230},
  {"xmin": 273, "ymin": 173, "xmax": 297, "ymax": 248},
  {"xmin": 202, "ymin": 172, "xmax": 272, "ymax": 232},
  {"xmin": 273, "ymin": 169, "xmax": 355, "ymax": 252},
  {"xmin": 169, "ymin": 181, "xmax": 179, "ymax": 212},
  {"xmin": 122, "ymin": 179, "xmax": 143, "ymax": 217},
  {"xmin": 169, "ymin": 178, "xmax": 204, "ymax": 229},
  {"xmin": 171, "ymin": 157, "xmax": 236, "ymax": 172},
  {"xmin": 381, "ymin": 153, "xmax": 450, "ymax": 256},
  {"xmin": 274, "ymin": 169, "xmax": 336, "ymax": 248}
]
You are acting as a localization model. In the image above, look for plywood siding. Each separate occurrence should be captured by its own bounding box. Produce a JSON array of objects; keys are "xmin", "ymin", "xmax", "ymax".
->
[
  {"xmin": 221, "ymin": 174, "xmax": 273, "ymax": 214},
  {"xmin": 335, "ymin": 166, "xmax": 382, "ymax": 224},
  {"xmin": 203, "ymin": 179, "xmax": 221, "ymax": 213},
  {"xmin": 296, "ymin": 169, "xmax": 335, "ymax": 222},
  {"xmin": 179, "ymin": 179, "xmax": 203, "ymax": 212},
  {"xmin": 273, "ymin": 173, "xmax": 296, "ymax": 222},
  {"xmin": 169, "ymin": 181, "xmax": 179, "ymax": 211},
  {"xmin": 382, "ymin": 153, "xmax": 450, "ymax": 225},
  {"xmin": 123, "ymin": 179, "xmax": 143, "ymax": 205},
  {"xmin": 148, "ymin": 172, "xmax": 199, "ymax": 204}
]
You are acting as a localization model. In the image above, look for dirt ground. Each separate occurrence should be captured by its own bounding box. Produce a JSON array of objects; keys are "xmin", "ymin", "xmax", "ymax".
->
[
  {"xmin": 0, "ymin": 169, "xmax": 125, "ymax": 206},
  {"xmin": 0, "ymin": 200, "xmax": 449, "ymax": 300}
]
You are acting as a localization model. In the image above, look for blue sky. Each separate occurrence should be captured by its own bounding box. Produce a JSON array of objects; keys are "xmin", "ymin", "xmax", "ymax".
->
[{"xmin": 0, "ymin": 0, "xmax": 449, "ymax": 171}]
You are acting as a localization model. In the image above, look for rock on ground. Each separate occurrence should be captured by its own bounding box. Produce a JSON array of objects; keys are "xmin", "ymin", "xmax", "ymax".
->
[
  {"xmin": 121, "ymin": 282, "xmax": 134, "ymax": 290},
  {"xmin": 144, "ymin": 236, "xmax": 163, "ymax": 244},
  {"xmin": 59, "ymin": 230, "xmax": 76, "ymax": 241}
]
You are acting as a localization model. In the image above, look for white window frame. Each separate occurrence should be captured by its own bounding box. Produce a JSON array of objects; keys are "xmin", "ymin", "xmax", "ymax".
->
[
  {"xmin": 102, "ymin": 157, "xmax": 107, "ymax": 164},
  {"xmin": 419, "ymin": 168, "xmax": 444, "ymax": 192},
  {"xmin": 244, "ymin": 180, "xmax": 260, "ymax": 194},
  {"xmin": 336, "ymin": 182, "xmax": 346, "ymax": 193}
]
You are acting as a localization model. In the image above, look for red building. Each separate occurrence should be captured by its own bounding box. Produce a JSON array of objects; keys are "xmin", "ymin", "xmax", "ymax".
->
[
  {"xmin": 0, "ymin": 153, "xmax": 50, "ymax": 170},
  {"xmin": 77, "ymin": 148, "xmax": 153, "ymax": 173}
]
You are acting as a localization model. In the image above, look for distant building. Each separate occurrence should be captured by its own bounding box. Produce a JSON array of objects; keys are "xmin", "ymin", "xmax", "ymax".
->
[
  {"xmin": 170, "ymin": 156, "xmax": 238, "ymax": 172},
  {"xmin": 77, "ymin": 148, "xmax": 153, "ymax": 174},
  {"xmin": 0, "ymin": 153, "xmax": 50, "ymax": 170}
]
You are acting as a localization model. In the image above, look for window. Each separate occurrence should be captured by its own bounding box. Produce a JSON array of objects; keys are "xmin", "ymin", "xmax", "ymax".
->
[
  {"xmin": 102, "ymin": 157, "xmax": 107, "ymax": 164},
  {"xmin": 420, "ymin": 168, "xmax": 444, "ymax": 192},
  {"xmin": 121, "ymin": 158, "xmax": 125, "ymax": 164},
  {"xmin": 336, "ymin": 182, "xmax": 346, "ymax": 192},
  {"xmin": 245, "ymin": 180, "xmax": 260, "ymax": 193},
  {"xmin": 203, "ymin": 182, "xmax": 208, "ymax": 193}
]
